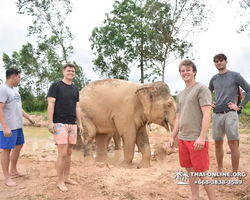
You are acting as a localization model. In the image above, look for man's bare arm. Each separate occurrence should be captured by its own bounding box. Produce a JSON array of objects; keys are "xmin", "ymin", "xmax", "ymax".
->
[
  {"xmin": 47, "ymin": 97, "xmax": 56, "ymax": 124},
  {"xmin": 0, "ymin": 103, "xmax": 8, "ymax": 128},
  {"xmin": 0, "ymin": 102, "xmax": 12, "ymax": 137},
  {"xmin": 194, "ymin": 105, "xmax": 211, "ymax": 150},
  {"xmin": 169, "ymin": 113, "xmax": 180, "ymax": 148},
  {"xmin": 76, "ymin": 101, "xmax": 83, "ymax": 134},
  {"xmin": 22, "ymin": 109, "xmax": 35, "ymax": 124},
  {"xmin": 47, "ymin": 97, "xmax": 56, "ymax": 133}
]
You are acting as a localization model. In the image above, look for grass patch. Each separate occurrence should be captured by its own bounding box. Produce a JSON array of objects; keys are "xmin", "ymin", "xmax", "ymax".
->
[
  {"xmin": 125, "ymin": 192, "xmax": 136, "ymax": 200},
  {"xmin": 242, "ymin": 137, "xmax": 250, "ymax": 144},
  {"xmin": 28, "ymin": 111, "xmax": 48, "ymax": 121}
]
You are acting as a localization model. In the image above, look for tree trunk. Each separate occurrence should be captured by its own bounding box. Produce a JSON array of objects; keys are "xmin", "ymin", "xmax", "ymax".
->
[{"xmin": 140, "ymin": 39, "xmax": 144, "ymax": 83}]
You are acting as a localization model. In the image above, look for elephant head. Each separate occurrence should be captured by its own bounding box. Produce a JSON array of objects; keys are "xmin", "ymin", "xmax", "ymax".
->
[{"xmin": 135, "ymin": 81, "xmax": 176, "ymax": 131}]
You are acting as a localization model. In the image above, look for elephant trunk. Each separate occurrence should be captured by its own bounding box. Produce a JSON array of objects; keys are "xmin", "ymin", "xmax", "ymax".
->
[{"xmin": 162, "ymin": 120, "xmax": 170, "ymax": 132}]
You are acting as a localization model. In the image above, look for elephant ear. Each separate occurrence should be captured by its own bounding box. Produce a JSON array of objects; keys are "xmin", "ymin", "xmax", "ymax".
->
[{"xmin": 135, "ymin": 86, "xmax": 156, "ymax": 120}]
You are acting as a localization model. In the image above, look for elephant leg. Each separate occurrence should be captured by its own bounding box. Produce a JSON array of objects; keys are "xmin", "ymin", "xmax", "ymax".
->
[
  {"xmin": 82, "ymin": 120, "xmax": 96, "ymax": 158},
  {"xmin": 106, "ymin": 133, "xmax": 113, "ymax": 149},
  {"xmin": 136, "ymin": 126, "xmax": 151, "ymax": 168},
  {"xmin": 114, "ymin": 120, "xmax": 136, "ymax": 166},
  {"xmin": 121, "ymin": 134, "xmax": 136, "ymax": 166},
  {"xmin": 113, "ymin": 132, "xmax": 122, "ymax": 150},
  {"xmin": 95, "ymin": 134, "xmax": 109, "ymax": 162}
]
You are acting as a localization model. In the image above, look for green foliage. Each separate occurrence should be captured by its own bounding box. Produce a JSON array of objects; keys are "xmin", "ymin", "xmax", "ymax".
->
[
  {"xmin": 234, "ymin": 0, "xmax": 250, "ymax": 37},
  {"xmin": 27, "ymin": 111, "xmax": 48, "ymax": 121},
  {"xmin": 90, "ymin": 0, "xmax": 213, "ymax": 82},
  {"xmin": 17, "ymin": 0, "xmax": 74, "ymax": 63},
  {"xmin": 1, "ymin": 0, "xmax": 91, "ymax": 113},
  {"xmin": 242, "ymin": 100, "xmax": 250, "ymax": 115},
  {"xmin": 16, "ymin": 0, "xmax": 89, "ymax": 88},
  {"xmin": 172, "ymin": 95, "xmax": 177, "ymax": 102},
  {"xmin": 18, "ymin": 86, "xmax": 47, "ymax": 112},
  {"xmin": 90, "ymin": 0, "xmax": 143, "ymax": 81}
]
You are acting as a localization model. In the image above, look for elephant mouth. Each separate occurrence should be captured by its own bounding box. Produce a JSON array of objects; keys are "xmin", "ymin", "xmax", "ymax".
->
[{"xmin": 162, "ymin": 120, "xmax": 170, "ymax": 132}]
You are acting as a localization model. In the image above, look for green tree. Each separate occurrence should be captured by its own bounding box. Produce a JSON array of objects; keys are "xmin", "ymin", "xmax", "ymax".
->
[
  {"xmin": 143, "ymin": 0, "xmax": 213, "ymax": 82},
  {"xmin": 227, "ymin": 0, "xmax": 250, "ymax": 36},
  {"xmin": 237, "ymin": 0, "xmax": 250, "ymax": 36},
  {"xmin": 90, "ymin": 0, "xmax": 212, "ymax": 82},
  {"xmin": 90, "ymin": 0, "xmax": 149, "ymax": 82},
  {"xmin": 16, "ymin": 0, "xmax": 89, "ymax": 89},
  {"xmin": 3, "ymin": 43, "xmax": 48, "ymax": 96},
  {"xmin": 2, "ymin": 44, "xmax": 48, "ymax": 112}
]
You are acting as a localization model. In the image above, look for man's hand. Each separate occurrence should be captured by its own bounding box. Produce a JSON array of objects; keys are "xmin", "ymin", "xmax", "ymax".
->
[
  {"xmin": 48, "ymin": 123, "xmax": 56, "ymax": 134},
  {"xmin": 211, "ymin": 102, "xmax": 216, "ymax": 110},
  {"xmin": 194, "ymin": 136, "xmax": 205, "ymax": 150},
  {"xmin": 227, "ymin": 102, "xmax": 240, "ymax": 111},
  {"xmin": 169, "ymin": 137, "xmax": 175, "ymax": 149},
  {"xmin": 77, "ymin": 124, "xmax": 83, "ymax": 134},
  {"xmin": 28, "ymin": 118, "xmax": 35, "ymax": 124},
  {"xmin": 3, "ymin": 127, "xmax": 12, "ymax": 137}
]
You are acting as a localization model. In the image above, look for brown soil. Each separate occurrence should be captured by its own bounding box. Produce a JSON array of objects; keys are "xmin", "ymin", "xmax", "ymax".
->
[{"xmin": 0, "ymin": 115, "xmax": 250, "ymax": 200}]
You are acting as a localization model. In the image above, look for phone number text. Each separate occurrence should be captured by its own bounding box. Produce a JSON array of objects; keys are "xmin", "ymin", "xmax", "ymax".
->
[{"xmin": 194, "ymin": 179, "xmax": 243, "ymax": 185}]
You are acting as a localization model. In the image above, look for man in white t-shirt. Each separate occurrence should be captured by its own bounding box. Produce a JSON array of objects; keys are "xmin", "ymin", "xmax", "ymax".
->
[{"xmin": 0, "ymin": 68, "xmax": 35, "ymax": 187}]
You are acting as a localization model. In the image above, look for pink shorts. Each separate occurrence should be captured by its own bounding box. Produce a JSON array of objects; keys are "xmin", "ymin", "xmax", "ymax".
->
[
  {"xmin": 54, "ymin": 123, "xmax": 77, "ymax": 145},
  {"xmin": 178, "ymin": 139, "xmax": 209, "ymax": 172}
]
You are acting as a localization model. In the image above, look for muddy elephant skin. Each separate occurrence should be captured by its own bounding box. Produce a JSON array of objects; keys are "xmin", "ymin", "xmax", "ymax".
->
[{"xmin": 80, "ymin": 79, "xmax": 176, "ymax": 168}]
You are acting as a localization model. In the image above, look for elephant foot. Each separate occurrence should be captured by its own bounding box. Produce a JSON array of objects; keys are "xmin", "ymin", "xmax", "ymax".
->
[
  {"xmin": 120, "ymin": 161, "xmax": 133, "ymax": 168},
  {"xmin": 115, "ymin": 146, "xmax": 122, "ymax": 150},
  {"xmin": 83, "ymin": 156, "xmax": 95, "ymax": 162},
  {"xmin": 137, "ymin": 161, "xmax": 151, "ymax": 169},
  {"xmin": 95, "ymin": 155, "xmax": 108, "ymax": 162}
]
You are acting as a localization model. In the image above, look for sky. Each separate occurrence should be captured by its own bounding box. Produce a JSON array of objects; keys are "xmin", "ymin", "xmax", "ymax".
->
[{"xmin": 0, "ymin": 0, "xmax": 250, "ymax": 94}]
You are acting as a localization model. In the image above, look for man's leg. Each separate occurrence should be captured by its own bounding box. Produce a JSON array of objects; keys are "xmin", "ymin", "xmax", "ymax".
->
[
  {"xmin": 64, "ymin": 144, "xmax": 78, "ymax": 185},
  {"xmin": 214, "ymin": 140, "xmax": 224, "ymax": 172},
  {"xmin": 56, "ymin": 144, "xmax": 68, "ymax": 192},
  {"xmin": 200, "ymin": 175, "xmax": 216, "ymax": 200},
  {"xmin": 1, "ymin": 149, "xmax": 17, "ymax": 186},
  {"xmin": 228, "ymin": 140, "xmax": 240, "ymax": 174},
  {"xmin": 186, "ymin": 167, "xmax": 200, "ymax": 200},
  {"xmin": 10, "ymin": 144, "xmax": 25, "ymax": 176}
]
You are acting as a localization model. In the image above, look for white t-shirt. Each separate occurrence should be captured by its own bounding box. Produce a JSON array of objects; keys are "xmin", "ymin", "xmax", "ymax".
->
[{"xmin": 0, "ymin": 83, "xmax": 23, "ymax": 131}]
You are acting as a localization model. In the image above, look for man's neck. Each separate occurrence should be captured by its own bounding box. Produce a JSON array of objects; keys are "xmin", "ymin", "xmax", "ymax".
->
[
  {"xmin": 218, "ymin": 68, "xmax": 228, "ymax": 74},
  {"xmin": 185, "ymin": 80, "xmax": 196, "ymax": 89},
  {"xmin": 62, "ymin": 78, "xmax": 72, "ymax": 85},
  {"xmin": 5, "ymin": 80, "xmax": 14, "ymax": 88}
]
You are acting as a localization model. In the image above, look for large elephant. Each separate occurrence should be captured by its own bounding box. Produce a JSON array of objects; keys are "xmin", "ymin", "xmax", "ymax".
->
[{"xmin": 79, "ymin": 79, "xmax": 176, "ymax": 168}]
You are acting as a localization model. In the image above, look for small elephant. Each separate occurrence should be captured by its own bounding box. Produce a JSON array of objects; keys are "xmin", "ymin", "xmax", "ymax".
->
[{"xmin": 80, "ymin": 79, "xmax": 176, "ymax": 168}]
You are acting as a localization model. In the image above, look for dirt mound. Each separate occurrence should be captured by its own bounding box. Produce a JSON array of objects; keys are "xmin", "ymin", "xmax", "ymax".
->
[{"xmin": 23, "ymin": 115, "xmax": 48, "ymax": 127}]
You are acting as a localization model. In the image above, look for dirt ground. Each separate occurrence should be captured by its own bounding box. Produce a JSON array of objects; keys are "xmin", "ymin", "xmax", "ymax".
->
[{"xmin": 0, "ymin": 116, "xmax": 250, "ymax": 200}]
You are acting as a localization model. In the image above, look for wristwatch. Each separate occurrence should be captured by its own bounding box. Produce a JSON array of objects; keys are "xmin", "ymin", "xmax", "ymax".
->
[{"xmin": 238, "ymin": 105, "xmax": 243, "ymax": 110}]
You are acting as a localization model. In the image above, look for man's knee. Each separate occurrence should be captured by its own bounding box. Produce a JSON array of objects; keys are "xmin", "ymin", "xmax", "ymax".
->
[
  {"xmin": 1, "ymin": 149, "xmax": 11, "ymax": 156},
  {"xmin": 214, "ymin": 140, "xmax": 223, "ymax": 148},
  {"xmin": 228, "ymin": 140, "xmax": 240, "ymax": 151}
]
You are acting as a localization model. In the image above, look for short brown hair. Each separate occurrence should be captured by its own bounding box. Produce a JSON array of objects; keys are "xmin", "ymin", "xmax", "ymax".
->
[
  {"xmin": 213, "ymin": 53, "xmax": 227, "ymax": 62},
  {"xmin": 179, "ymin": 59, "xmax": 197, "ymax": 77},
  {"xmin": 63, "ymin": 63, "xmax": 75, "ymax": 70}
]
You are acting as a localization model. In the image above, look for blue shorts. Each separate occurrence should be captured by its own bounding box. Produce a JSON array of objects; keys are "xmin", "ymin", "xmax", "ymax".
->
[{"xmin": 0, "ymin": 129, "xmax": 25, "ymax": 149}]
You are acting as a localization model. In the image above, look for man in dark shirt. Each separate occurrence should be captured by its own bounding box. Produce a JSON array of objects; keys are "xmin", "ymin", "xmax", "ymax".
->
[
  {"xmin": 47, "ymin": 63, "xmax": 83, "ymax": 192},
  {"xmin": 209, "ymin": 53, "xmax": 250, "ymax": 179}
]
